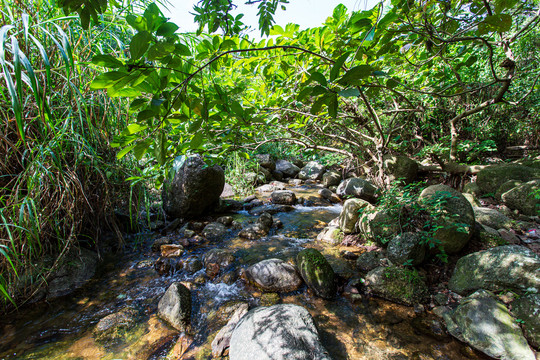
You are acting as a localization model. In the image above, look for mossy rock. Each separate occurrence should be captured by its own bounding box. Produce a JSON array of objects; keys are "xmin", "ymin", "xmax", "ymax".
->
[
  {"xmin": 338, "ymin": 198, "xmax": 371, "ymax": 234},
  {"xmin": 296, "ymin": 248, "xmax": 336, "ymax": 299},
  {"xmin": 418, "ymin": 184, "xmax": 474, "ymax": 254},
  {"xmin": 511, "ymin": 294, "xmax": 540, "ymax": 349},
  {"xmin": 358, "ymin": 207, "xmax": 403, "ymax": 246},
  {"xmin": 383, "ymin": 154, "xmax": 419, "ymax": 185},
  {"xmin": 476, "ymin": 165, "xmax": 538, "ymax": 195},
  {"xmin": 93, "ymin": 307, "xmax": 139, "ymax": 345},
  {"xmin": 501, "ymin": 180, "xmax": 540, "ymax": 216},
  {"xmin": 365, "ymin": 266, "xmax": 429, "ymax": 306}
]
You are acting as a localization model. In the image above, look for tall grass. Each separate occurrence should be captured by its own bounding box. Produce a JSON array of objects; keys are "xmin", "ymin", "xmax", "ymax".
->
[{"xmin": 0, "ymin": 0, "xmax": 141, "ymax": 310}]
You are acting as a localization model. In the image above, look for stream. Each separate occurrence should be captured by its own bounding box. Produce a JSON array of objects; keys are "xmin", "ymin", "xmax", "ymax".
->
[{"xmin": 0, "ymin": 184, "xmax": 489, "ymax": 360}]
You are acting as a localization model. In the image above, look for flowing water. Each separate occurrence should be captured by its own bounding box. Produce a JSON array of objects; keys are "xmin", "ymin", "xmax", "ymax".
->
[{"xmin": 0, "ymin": 185, "xmax": 488, "ymax": 359}]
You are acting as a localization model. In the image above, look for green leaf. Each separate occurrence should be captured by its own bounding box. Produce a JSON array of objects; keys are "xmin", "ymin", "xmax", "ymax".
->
[
  {"xmin": 130, "ymin": 31, "xmax": 152, "ymax": 60},
  {"xmin": 92, "ymin": 54, "xmax": 123, "ymax": 68},
  {"xmin": 137, "ymin": 109, "xmax": 156, "ymax": 121},
  {"xmin": 157, "ymin": 22, "xmax": 179, "ymax": 37},
  {"xmin": 133, "ymin": 139, "xmax": 151, "ymax": 160},
  {"xmin": 330, "ymin": 52, "xmax": 350, "ymax": 82},
  {"xmin": 338, "ymin": 88, "xmax": 360, "ymax": 97},
  {"xmin": 339, "ymin": 65, "xmax": 374, "ymax": 84},
  {"xmin": 175, "ymin": 43, "xmax": 192, "ymax": 56},
  {"xmin": 309, "ymin": 71, "xmax": 327, "ymax": 87},
  {"xmin": 190, "ymin": 132, "xmax": 204, "ymax": 148},
  {"xmin": 188, "ymin": 119, "xmax": 203, "ymax": 132},
  {"xmin": 123, "ymin": 123, "xmax": 147, "ymax": 135},
  {"xmin": 493, "ymin": 0, "xmax": 518, "ymax": 14},
  {"xmin": 130, "ymin": 99, "xmax": 147, "ymax": 111},
  {"xmin": 311, "ymin": 85, "xmax": 328, "ymax": 96},
  {"xmin": 89, "ymin": 71, "xmax": 128, "ymax": 90},
  {"xmin": 297, "ymin": 87, "xmax": 313, "ymax": 101},
  {"xmin": 155, "ymin": 132, "xmax": 167, "ymax": 165},
  {"xmin": 126, "ymin": 14, "xmax": 147, "ymax": 32},
  {"xmin": 478, "ymin": 14, "xmax": 512, "ymax": 35},
  {"xmin": 310, "ymin": 95, "xmax": 326, "ymax": 114},
  {"xmin": 327, "ymin": 93, "xmax": 338, "ymax": 118},
  {"xmin": 117, "ymin": 144, "xmax": 136, "ymax": 159}
]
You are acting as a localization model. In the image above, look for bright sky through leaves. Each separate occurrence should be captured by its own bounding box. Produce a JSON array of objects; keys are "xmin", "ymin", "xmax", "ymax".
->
[{"xmin": 160, "ymin": 0, "xmax": 379, "ymax": 37}]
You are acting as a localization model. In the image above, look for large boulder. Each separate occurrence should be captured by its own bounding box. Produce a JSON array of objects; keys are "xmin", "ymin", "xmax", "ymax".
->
[
  {"xmin": 255, "ymin": 154, "xmax": 276, "ymax": 171},
  {"xmin": 357, "ymin": 208, "xmax": 402, "ymax": 246},
  {"xmin": 501, "ymin": 180, "xmax": 540, "ymax": 216},
  {"xmin": 356, "ymin": 251, "xmax": 387, "ymax": 272},
  {"xmin": 298, "ymin": 161, "xmax": 326, "ymax": 181},
  {"xmin": 387, "ymin": 232, "xmax": 426, "ymax": 266},
  {"xmin": 476, "ymin": 164, "xmax": 538, "ymax": 195},
  {"xmin": 365, "ymin": 266, "xmax": 429, "ymax": 306},
  {"xmin": 271, "ymin": 190, "xmax": 297, "ymax": 205},
  {"xmin": 229, "ymin": 304, "xmax": 332, "ymax": 360},
  {"xmin": 511, "ymin": 294, "xmax": 540, "ymax": 349},
  {"xmin": 443, "ymin": 290, "xmax": 535, "ymax": 360},
  {"xmin": 336, "ymin": 178, "xmax": 378, "ymax": 203},
  {"xmin": 473, "ymin": 207, "xmax": 513, "ymax": 230},
  {"xmin": 202, "ymin": 222, "xmax": 228, "ymax": 240},
  {"xmin": 275, "ymin": 160, "xmax": 300, "ymax": 178},
  {"xmin": 296, "ymin": 249, "xmax": 336, "ymax": 299},
  {"xmin": 383, "ymin": 154, "xmax": 418, "ymax": 185},
  {"xmin": 338, "ymin": 198, "xmax": 371, "ymax": 234},
  {"xmin": 162, "ymin": 155, "xmax": 225, "ymax": 218},
  {"xmin": 449, "ymin": 245, "xmax": 540, "ymax": 295},
  {"xmin": 157, "ymin": 282, "xmax": 192, "ymax": 331},
  {"xmin": 244, "ymin": 259, "xmax": 302, "ymax": 292},
  {"xmin": 418, "ymin": 184, "xmax": 475, "ymax": 254},
  {"xmin": 316, "ymin": 226, "xmax": 343, "ymax": 245},
  {"xmin": 322, "ymin": 170, "xmax": 341, "ymax": 187},
  {"xmin": 212, "ymin": 303, "xmax": 250, "ymax": 357}
]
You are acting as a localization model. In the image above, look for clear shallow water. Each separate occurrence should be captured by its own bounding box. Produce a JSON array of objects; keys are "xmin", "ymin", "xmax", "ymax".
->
[{"xmin": 0, "ymin": 185, "xmax": 489, "ymax": 360}]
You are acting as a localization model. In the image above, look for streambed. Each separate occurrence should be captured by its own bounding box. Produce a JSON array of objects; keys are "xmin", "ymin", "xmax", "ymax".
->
[{"xmin": 0, "ymin": 185, "xmax": 489, "ymax": 360}]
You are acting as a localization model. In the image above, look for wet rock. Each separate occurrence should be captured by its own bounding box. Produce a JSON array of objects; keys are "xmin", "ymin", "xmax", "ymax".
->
[
  {"xmin": 46, "ymin": 248, "xmax": 98, "ymax": 300},
  {"xmin": 296, "ymin": 249, "xmax": 336, "ymax": 299},
  {"xmin": 476, "ymin": 164, "xmax": 539, "ymax": 195},
  {"xmin": 338, "ymin": 198, "xmax": 371, "ymax": 234},
  {"xmin": 160, "ymin": 244, "xmax": 184, "ymax": 258},
  {"xmin": 511, "ymin": 294, "xmax": 540, "ymax": 349},
  {"xmin": 356, "ymin": 251, "xmax": 387, "ymax": 272},
  {"xmin": 418, "ymin": 184, "xmax": 475, "ymax": 254},
  {"xmin": 157, "ymin": 282, "xmax": 192, "ymax": 332},
  {"xmin": 443, "ymin": 290, "xmax": 535, "ymax": 360},
  {"xmin": 411, "ymin": 315, "xmax": 449, "ymax": 342},
  {"xmin": 322, "ymin": 170, "xmax": 341, "ymax": 187},
  {"xmin": 275, "ymin": 160, "xmax": 300, "ymax": 178},
  {"xmin": 317, "ymin": 226, "xmax": 343, "ymax": 245},
  {"xmin": 255, "ymin": 154, "xmax": 276, "ymax": 171},
  {"xmin": 271, "ymin": 190, "xmax": 297, "ymax": 205},
  {"xmin": 318, "ymin": 188, "xmax": 341, "ymax": 203},
  {"xmin": 162, "ymin": 155, "xmax": 225, "ymax": 218},
  {"xmin": 289, "ymin": 179, "xmax": 303, "ymax": 186},
  {"xmin": 154, "ymin": 257, "xmax": 182, "ymax": 276},
  {"xmin": 182, "ymin": 256, "xmax": 203, "ymax": 274},
  {"xmin": 249, "ymin": 204, "xmax": 294, "ymax": 216},
  {"xmin": 239, "ymin": 213, "xmax": 273, "ymax": 240},
  {"xmin": 202, "ymin": 222, "xmax": 227, "ymax": 240},
  {"xmin": 219, "ymin": 199, "xmax": 244, "ymax": 212},
  {"xmin": 272, "ymin": 170, "xmax": 284, "ymax": 181},
  {"xmin": 336, "ymin": 177, "xmax": 378, "ymax": 203},
  {"xmin": 244, "ymin": 259, "xmax": 302, "ymax": 292},
  {"xmin": 217, "ymin": 216, "xmax": 234, "ymax": 226},
  {"xmin": 94, "ymin": 307, "xmax": 139, "ymax": 345},
  {"xmin": 449, "ymin": 245, "xmax": 540, "ymax": 295},
  {"xmin": 212, "ymin": 303, "xmax": 250, "ymax": 358},
  {"xmin": 188, "ymin": 221, "xmax": 204, "ymax": 232},
  {"xmin": 501, "ymin": 180, "xmax": 540, "ymax": 216},
  {"xmin": 365, "ymin": 266, "xmax": 429, "ymax": 306},
  {"xmin": 358, "ymin": 208, "xmax": 402, "ymax": 246},
  {"xmin": 387, "ymin": 232, "xmax": 426, "ymax": 266},
  {"xmin": 152, "ymin": 237, "xmax": 171, "ymax": 252},
  {"xmin": 229, "ymin": 304, "xmax": 332, "ymax": 360},
  {"xmin": 474, "ymin": 207, "xmax": 513, "ymax": 230},
  {"xmin": 203, "ymin": 249, "xmax": 235, "ymax": 271},
  {"xmin": 383, "ymin": 154, "xmax": 418, "ymax": 185},
  {"xmin": 298, "ymin": 161, "xmax": 326, "ymax": 181}
]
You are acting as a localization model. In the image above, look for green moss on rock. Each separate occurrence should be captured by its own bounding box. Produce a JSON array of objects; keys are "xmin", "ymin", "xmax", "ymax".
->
[{"xmin": 296, "ymin": 248, "xmax": 336, "ymax": 299}]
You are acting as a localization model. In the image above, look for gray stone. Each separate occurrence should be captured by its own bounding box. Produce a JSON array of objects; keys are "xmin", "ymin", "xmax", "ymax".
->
[
  {"xmin": 357, "ymin": 208, "xmax": 402, "ymax": 246},
  {"xmin": 94, "ymin": 307, "xmax": 139, "ymax": 344},
  {"xmin": 318, "ymin": 188, "xmax": 340, "ymax": 203},
  {"xmin": 296, "ymin": 249, "xmax": 336, "ymax": 299},
  {"xmin": 365, "ymin": 266, "xmax": 429, "ymax": 306},
  {"xmin": 511, "ymin": 294, "xmax": 540, "ymax": 349},
  {"xmin": 496, "ymin": 180, "xmax": 524, "ymax": 200},
  {"xmin": 245, "ymin": 259, "xmax": 302, "ymax": 292},
  {"xmin": 476, "ymin": 165, "xmax": 538, "ymax": 194},
  {"xmin": 463, "ymin": 193, "xmax": 481, "ymax": 207},
  {"xmin": 443, "ymin": 290, "xmax": 535, "ymax": 360},
  {"xmin": 501, "ymin": 180, "xmax": 540, "ymax": 216},
  {"xmin": 255, "ymin": 154, "xmax": 276, "ymax": 171},
  {"xmin": 383, "ymin": 154, "xmax": 418, "ymax": 184},
  {"xmin": 203, "ymin": 249, "xmax": 235, "ymax": 269},
  {"xmin": 322, "ymin": 170, "xmax": 341, "ymax": 187},
  {"xmin": 418, "ymin": 184, "xmax": 475, "ymax": 254},
  {"xmin": 212, "ymin": 303, "xmax": 249, "ymax": 357},
  {"xmin": 463, "ymin": 182, "xmax": 482, "ymax": 197},
  {"xmin": 298, "ymin": 161, "xmax": 326, "ymax": 181},
  {"xmin": 162, "ymin": 155, "xmax": 225, "ymax": 218},
  {"xmin": 229, "ymin": 304, "xmax": 331, "ymax": 360},
  {"xmin": 473, "ymin": 207, "xmax": 513, "ymax": 230},
  {"xmin": 271, "ymin": 190, "xmax": 297, "ymax": 205},
  {"xmin": 202, "ymin": 222, "xmax": 227, "ymax": 239},
  {"xmin": 387, "ymin": 232, "xmax": 426, "ymax": 266},
  {"xmin": 336, "ymin": 177, "xmax": 378, "ymax": 203},
  {"xmin": 217, "ymin": 216, "xmax": 234, "ymax": 226},
  {"xmin": 338, "ymin": 198, "xmax": 371, "ymax": 234},
  {"xmin": 316, "ymin": 226, "xmax": 343, "ymax": 245},
  {"xmin": 275, "ymin": 160, "xmax": 300, "ymax": 178},
  {"xmin": 356, "ymin": 251, "xmax": 387, "ymax": 272},
  {"xmin": 221, "ymin": 183, "xmax": 235, "ymax": 198},
  {"xmin": 157, "ymin": 282, "xmax": 192, "ymax": 331},
  {"xmin": 449, "ymin": 245, "xmax": 540, "ymax": 295}
]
